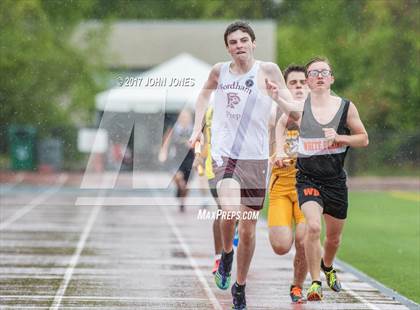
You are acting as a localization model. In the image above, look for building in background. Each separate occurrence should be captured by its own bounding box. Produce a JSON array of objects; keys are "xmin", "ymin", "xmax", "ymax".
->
[{"xmin": 73, "ymin": 20, "xmax": 276, "ymax": 71}]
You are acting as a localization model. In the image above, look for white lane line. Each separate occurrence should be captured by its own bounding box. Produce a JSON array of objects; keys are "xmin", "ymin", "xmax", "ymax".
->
[
  {"xmin": 0, "ymin": 172, "xmax": 24, "ymax": 193},
  {"xmin": 0, "ymin": 174, "xmax": 68, "ymax": 231},
  {"xmin": 341, "ymin": 283, "xmax": 383, "ymax": 310},
  {"xmin": 75, "ymin": 196, "xmax": 218, "ymax": 206},
  {"xmin": 336, "ymin": 259, "xmax": 415, "ymax": 310},
  {"xmin": 3, "ymin": 295, "xmax": 209, "ymax": 302},
  {"xmin": 50, "ymin": 202, "xmax": 102, "ymax": 310},
  {"xmin": 160, "ymin": 205, "xmax": 223, "ymax": 310},
  {"xmin": 0, "ymin": 305, "xmax": 48, "ymax": 310}
]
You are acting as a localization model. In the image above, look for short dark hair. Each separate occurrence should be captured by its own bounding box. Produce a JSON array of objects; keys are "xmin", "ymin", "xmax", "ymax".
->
[
  {"xmin": 283, "ymin": 65, "xmax": 306, "ymax": 83},
  {"xmin": 305, "ymin": 56, "xmax": 334, "ymax": 75},
  {"xmin": 224, "ymin": 21, "xmax": 256, "ymax": 46}
]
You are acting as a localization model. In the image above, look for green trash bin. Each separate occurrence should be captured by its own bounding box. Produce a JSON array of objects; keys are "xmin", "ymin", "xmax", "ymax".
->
[{"xmin": 8, "ymin": 125, "xmax": 37, "ymax": 170}]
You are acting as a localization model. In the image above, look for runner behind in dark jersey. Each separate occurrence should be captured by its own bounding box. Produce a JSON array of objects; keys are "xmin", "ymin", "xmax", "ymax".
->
[{"xmin": 159, "ymin": 109, "xmax": 195, "ymax": 212}]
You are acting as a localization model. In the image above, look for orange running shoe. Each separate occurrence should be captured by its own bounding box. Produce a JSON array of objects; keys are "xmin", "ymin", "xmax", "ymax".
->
[
  {"xmin": 290, "ymin": 285, "xmax": 305, "ymax": 303},
  {"xmin": 212, "ymin": 258, "xmax": 220, "ymax": 274}
]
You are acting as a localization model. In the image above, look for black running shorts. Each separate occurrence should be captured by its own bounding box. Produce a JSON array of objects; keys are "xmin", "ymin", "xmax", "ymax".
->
[
  {"xmin": 296, "ymin": 172, "xmax": 348, "ymax": 219},
  {"xmin": 177, "ymin": 151, "xmax": 194, "ymax": 182}
]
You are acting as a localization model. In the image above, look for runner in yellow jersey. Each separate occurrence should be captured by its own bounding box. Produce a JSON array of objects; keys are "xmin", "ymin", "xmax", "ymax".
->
[{"xmin": 268, "ymin": 65, "xmax": 309, "ymax": 303}]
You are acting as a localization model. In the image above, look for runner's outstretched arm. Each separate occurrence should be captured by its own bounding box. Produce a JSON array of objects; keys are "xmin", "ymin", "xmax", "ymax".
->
[
  {"xmin": 158, "ymin": 128, "xmax": 173, "ymax": 162},
  {"xmin": 262, "ymin": 62, "xmax": 303, "ymax": 121},
  {"xmin": 189, "ymin": 63, "xmax": 222, "ymax": 147}
]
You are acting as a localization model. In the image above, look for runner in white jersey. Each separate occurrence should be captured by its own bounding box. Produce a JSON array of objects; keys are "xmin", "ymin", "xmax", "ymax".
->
[
  {"xmin": 211, "ymin": 60, "xmax": 271, "ymax": 164},
  {"xmin": 189, "ymin": 21, "xmax": 300, "ymax": 310}
]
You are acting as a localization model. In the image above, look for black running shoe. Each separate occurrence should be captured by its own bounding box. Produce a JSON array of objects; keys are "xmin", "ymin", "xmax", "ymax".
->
[
  {"xmin": 231, "ymin": 282, "xmax": 247, "ymax": 310},
  {"xmin": 321, "ymin": 259, "xmax": 342, "ymax": 292}
]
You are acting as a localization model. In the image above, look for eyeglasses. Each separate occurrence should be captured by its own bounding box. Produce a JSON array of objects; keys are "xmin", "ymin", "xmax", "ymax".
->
[{"xmin": 307, "ymin": 69, "xmax": 332, "ymax": 77}]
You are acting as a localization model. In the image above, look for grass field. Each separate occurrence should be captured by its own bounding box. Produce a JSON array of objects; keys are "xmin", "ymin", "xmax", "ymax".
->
[{"xmin": 261, "ymin": 191, "xmax": 420, "ymax": 303}]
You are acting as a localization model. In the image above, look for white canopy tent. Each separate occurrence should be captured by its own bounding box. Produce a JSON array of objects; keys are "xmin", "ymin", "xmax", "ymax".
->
[{"xmin": 95, "ymin": 53, "xmax": 212, "ymax": 113}]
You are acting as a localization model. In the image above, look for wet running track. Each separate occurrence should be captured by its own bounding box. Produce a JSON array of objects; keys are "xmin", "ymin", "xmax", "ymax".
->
[{"xmin": 0, "ymin": 173, "xmax": 416, "ymax": 309}]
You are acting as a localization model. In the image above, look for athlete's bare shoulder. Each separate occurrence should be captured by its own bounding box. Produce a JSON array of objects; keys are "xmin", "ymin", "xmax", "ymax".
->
[
  {"xmin": 347, "ymin": 101, "xmax": 359, "ymax": 117},
  {"xmin": 205, "ymin": 62, "xmax": 224, "ymax": 89},
  {"xmin": 210, "ymin": 62, "xmax": 224, "ymax": 78},
  {"xmin": 259, "ymin": 61, "xmax": 281, "ymax": 77}
]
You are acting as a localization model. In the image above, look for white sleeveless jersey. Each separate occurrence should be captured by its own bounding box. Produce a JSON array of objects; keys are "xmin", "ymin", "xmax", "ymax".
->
[{"xmin": 211, "ymin": 61, "xmax": 272, "ymax": 165}]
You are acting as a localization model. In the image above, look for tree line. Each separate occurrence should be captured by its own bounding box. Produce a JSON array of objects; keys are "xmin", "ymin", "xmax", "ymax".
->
[{"xmin": 1, "ymin": 0, "xmax": 418, "ymax": 173}]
